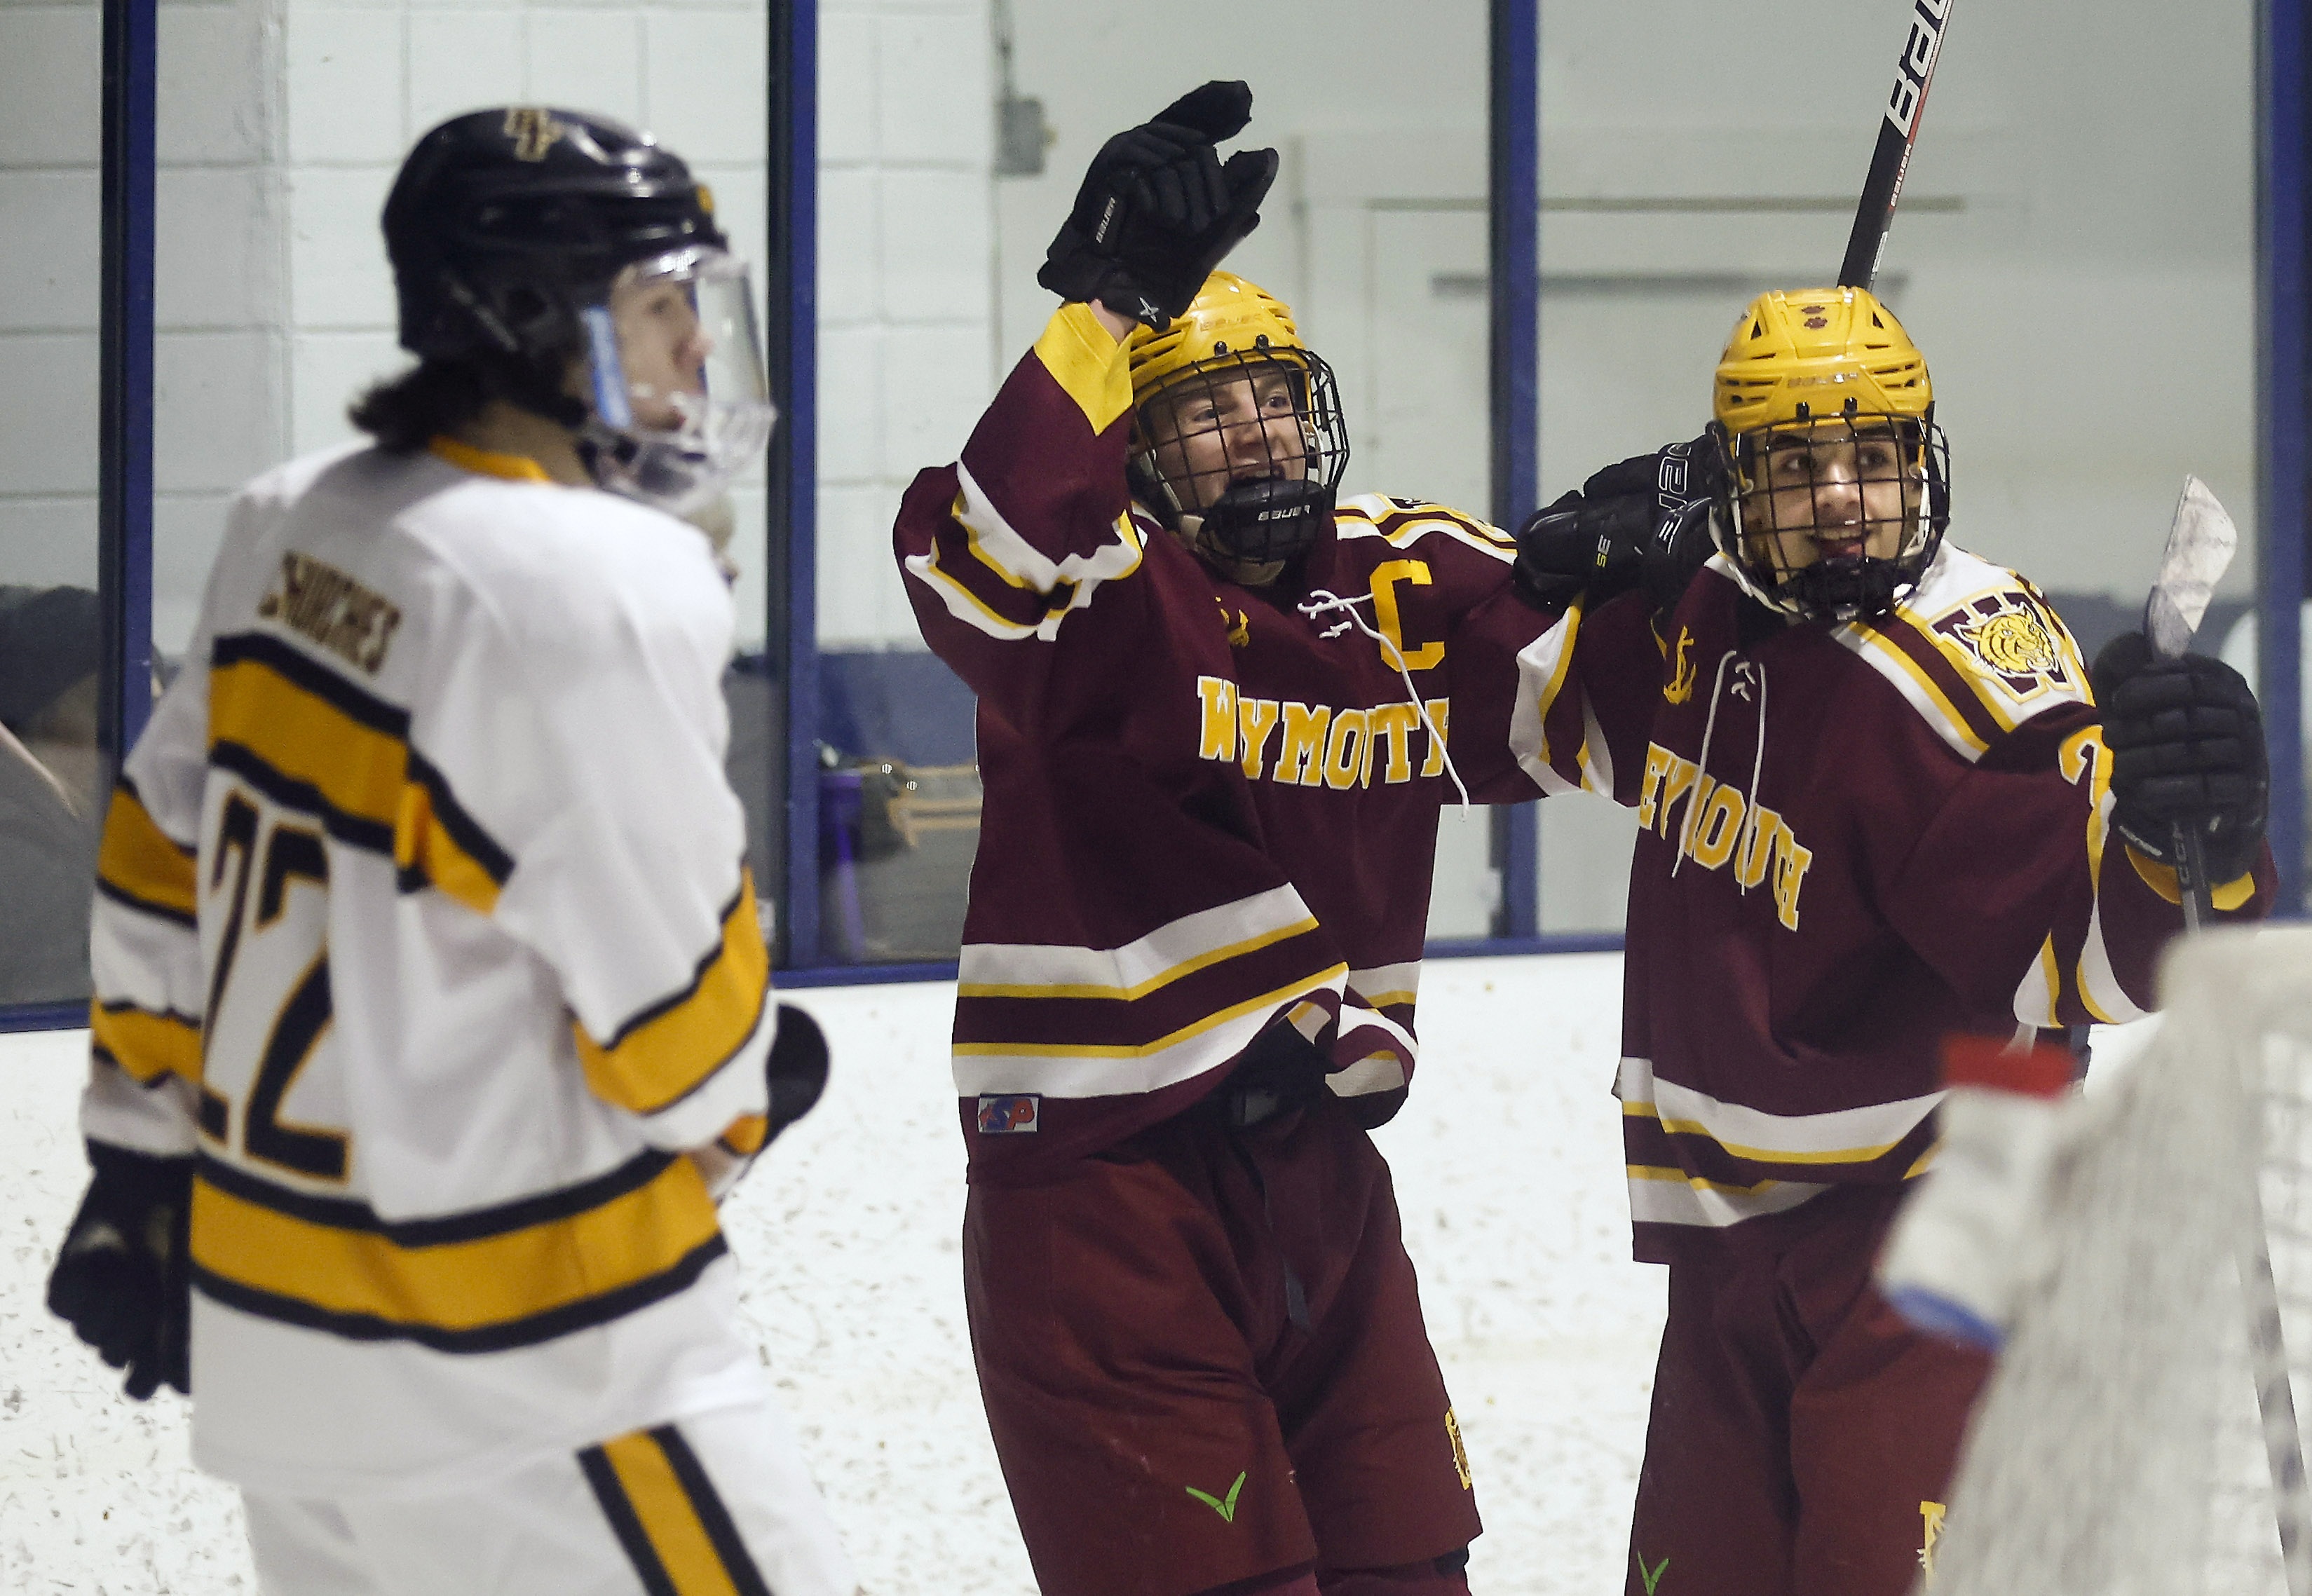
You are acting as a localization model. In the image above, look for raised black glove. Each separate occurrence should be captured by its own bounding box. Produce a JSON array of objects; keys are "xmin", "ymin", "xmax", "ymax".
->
[
  {"xmin": 764, "ymin": 1002, "xmax": 829, "ymax": 1143},
  {"xmin": 2092, "ymin": 630, "xmax": 2269, "ymax": 885},
  {"xmin": 47, "ymin": 1141, "xmax": 193, "ymax": 1400},
  {"xmin": 1514, "ymin": 434, "xmax": 1724, "ymax": 613},
  {"xmin": 1037, "ymin": 81, "xmax": 1281, "ymax": 329}
]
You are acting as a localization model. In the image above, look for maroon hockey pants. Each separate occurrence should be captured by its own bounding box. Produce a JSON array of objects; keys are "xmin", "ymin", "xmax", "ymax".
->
[
  {"xmin": 963, "ymin": 1093, "xmax": 1481, "ymax": 1596},
  {"xmin": 1626, "ymin": 1188, "xmax": 1992, "ymax": 1596}
]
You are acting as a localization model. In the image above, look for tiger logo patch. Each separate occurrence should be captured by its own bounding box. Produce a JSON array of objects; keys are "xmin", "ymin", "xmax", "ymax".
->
[
  {"xmin": 1961, "ymin": 609, "xmax": 2058, "ymax": 677},
  {"xmin": 1931, "ymin": 594, "xmax": 2076, "ymax": 702}
]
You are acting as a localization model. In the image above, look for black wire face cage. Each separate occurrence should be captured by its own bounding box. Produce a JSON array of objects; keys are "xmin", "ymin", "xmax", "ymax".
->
[
  {"xmin": 1713, "ymin": 404, "xmax": 1952, "ymax": 623},
  {"xmin": 1129, "ymin": 349, "xmax": 1352, "ymax": 568}
]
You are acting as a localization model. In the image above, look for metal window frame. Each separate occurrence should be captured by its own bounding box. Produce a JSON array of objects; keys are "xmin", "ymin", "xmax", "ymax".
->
[
  {"xmin": 2260, "ymin": 0, "xmax": 2307, "ymax": 917},
  {"xmin": 770, "ymin": 0, "xmax": 2310, "ymax": 983},
  {"xmin": 0, "ymin": 0, "xmax": 154, "ymax": 1035},
  {"xmin": 9, "ymin": 0, "xmax": 2303, "ymax": 1029},
  {"xmin": 769, "ymin": 0, "xmax": 822, "ymax": 970},
  {"xmin": 773, "ymin": 0, "xmax": 1586, "ymax": 985}
]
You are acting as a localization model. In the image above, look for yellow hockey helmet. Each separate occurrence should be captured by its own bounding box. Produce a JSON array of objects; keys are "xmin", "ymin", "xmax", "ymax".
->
[
  {"xmin": 1126, "ymin": 271, "xmax": 1310, "ymax": 403},
  {"xmin": 1707, "ymin": 287, "xmax": 1951, "ymax": 622},
  {"xmin": 1712, "ymin": 286, "xmax": 1931, "ymax": 436},
  {"xmin": 1122, "ymin": 271, "xmax": 1350, "ymax": 568}
]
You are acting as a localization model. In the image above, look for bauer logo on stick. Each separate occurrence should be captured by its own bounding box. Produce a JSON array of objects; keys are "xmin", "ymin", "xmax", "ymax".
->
[{"xmin": 1886, "ymin": 0, "xmax": 1950, "ymax": 135}]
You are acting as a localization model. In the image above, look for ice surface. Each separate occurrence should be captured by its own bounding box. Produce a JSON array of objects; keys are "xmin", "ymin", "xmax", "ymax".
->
[{"xmin": 1, "ymin": 954, "xmax": 1670, "ymax": 1593}]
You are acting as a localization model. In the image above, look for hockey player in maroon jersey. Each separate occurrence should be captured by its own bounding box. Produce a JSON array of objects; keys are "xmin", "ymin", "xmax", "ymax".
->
[
  {"xmin": 892, "ymin": 82, "xmax": 1582, "ymax": 1596},
  {"xmin": 1509, "ymin": 285, "xmax": 2275, "ymax": 1596}
]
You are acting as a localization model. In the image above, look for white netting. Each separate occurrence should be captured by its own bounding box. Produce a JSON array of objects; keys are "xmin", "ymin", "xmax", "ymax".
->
[{"xmin": 1933, "ymin": 925, "xmax": 2312, "ymax": 1596}]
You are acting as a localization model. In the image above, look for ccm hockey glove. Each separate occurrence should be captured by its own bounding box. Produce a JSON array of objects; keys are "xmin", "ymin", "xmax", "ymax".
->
[
  {"xmin": 47, "ymin": 1141, "xmax": 193, "ymax": 1400},
  {"xmin": 2092, "ymin": 630, "xmax": 2270, "ymax": 885},
  {"xmin": 1037, "ymin": 80, "xmax": 1280, "ymax": 329},
  {"xmin": 1514, "ymin": 434, "xmax": 1723, "ymax": 613}
]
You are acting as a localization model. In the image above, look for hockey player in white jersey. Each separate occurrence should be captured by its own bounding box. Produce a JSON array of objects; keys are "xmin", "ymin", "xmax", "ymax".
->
[{"xmin": 44, "ymin": 108, "xmax": 856, "ymax": 1596}]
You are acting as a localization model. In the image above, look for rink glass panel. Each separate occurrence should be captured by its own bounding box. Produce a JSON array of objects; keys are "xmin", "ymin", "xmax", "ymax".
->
[
  {"xmin": 798, "ymin": 0, "xmax": 1506, "ymax": 965},
  {"xmin": 0, "ymin": 8, "xmax": 104, "ymax": 1007},
  {"xmin": 1528, "ymin": 0, "xmax": 2257, "ymax": 934},
  {"xmin": 11, "ymin": 0, "xmax": 2270, "ymax": 1001},
  {"xmin": 133, "ymin": 0, "xmax": 782, "ymax": 944}
]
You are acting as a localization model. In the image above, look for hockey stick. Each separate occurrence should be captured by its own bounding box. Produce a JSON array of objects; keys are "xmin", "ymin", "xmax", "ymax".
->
[
  {"xmin": 1838, "ymin": 0, "xmax": 1954, "ymax": 292},
  {"xmin": 2147, "ymin": 475, "xmax": 2241, "ymax": 931},
  {"xmin": 2146, "ymin": 478, "xmax": 2312, "ymax": 1595}
]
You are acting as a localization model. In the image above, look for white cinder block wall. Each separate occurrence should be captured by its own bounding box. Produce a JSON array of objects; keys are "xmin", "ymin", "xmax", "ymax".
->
[
  {"xmin": 118, "ymin": 0, "xmax": 779, "ymax": 656},
  {"xmin": 0, "ymin": 0, "xmax": 104, "ymax": 596},
  {"xmin": 154, "ymin": 0, "xmax": 287, "ymax": 655},
  {"xmin": 815, "ymin": 0, "xmax": 995, "ymax": 652}
]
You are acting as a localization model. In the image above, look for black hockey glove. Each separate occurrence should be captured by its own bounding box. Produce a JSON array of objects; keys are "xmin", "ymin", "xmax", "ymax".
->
[
  {"xmin": 1514, "ymin": 435, "xmax": 1724, "ymax": 614},
  {"xmin": 2092, "ymin": 630, "xmax": 2270, "ymax": 885},
  {"xmin": 763, "ymin": 1002, "xmax": 830, "ymax": 1143},
  {"xmin": 1037, "ymin": 81, "xmax": 1281, "ymax": 329},
  {"xmin": 47, "ymin": 1141, "xmax": 193, "ymax": 1401}
]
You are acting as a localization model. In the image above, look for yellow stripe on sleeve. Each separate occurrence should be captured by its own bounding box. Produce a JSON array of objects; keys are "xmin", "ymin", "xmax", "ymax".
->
[
  {"xmin": 577, "ymin": 875, "xmax": 772, "ymax": 1117},
  {"xmin": 1533, "ymin": 600, "xmax": 1584, "ymax": 775},
  {"xmin": 716, "ymin": 1114, "xmax": 768, "ymax": 1157},
  {"xmin": 395, "ymin": 779, "xmax": 503, "ymax": 915},
  {"xmin": 90, "ymin": 1002, "xmax": 202, "ymax": 1086},
  {"xmin": 95, "ymin": 783, "xmax": 197, "ymax": 921},
  {"xmin": 1850, "ymin": 625, "xmax": 1992, "ymax": 757},
  {"xmin": 1033, "ymin": 303, "xmax": 1134, "ymax": 435}
]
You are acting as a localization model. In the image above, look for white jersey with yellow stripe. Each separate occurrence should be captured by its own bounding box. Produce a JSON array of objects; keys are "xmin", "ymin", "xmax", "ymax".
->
[{"xmin": 82, "ymin": 439, "xmax": 780, "ymax": 1496}]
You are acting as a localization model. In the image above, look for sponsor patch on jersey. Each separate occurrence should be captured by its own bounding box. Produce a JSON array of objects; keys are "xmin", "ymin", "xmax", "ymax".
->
[{"xmin": 976, "ymin": 1093, "xmax": 1040, "ymax": 1133}]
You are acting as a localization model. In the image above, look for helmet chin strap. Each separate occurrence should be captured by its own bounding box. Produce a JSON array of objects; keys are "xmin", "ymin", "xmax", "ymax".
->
[{"xmin": 1199, "ymin": 476, "xmax": 1331, "ymax": 566}]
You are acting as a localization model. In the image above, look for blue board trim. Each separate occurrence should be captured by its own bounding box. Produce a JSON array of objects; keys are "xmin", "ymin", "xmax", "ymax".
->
[
  {"xmin": 1490, "ymin": 0, "xmax": 1541, "ymax": 939},
  {"xmin": 2260, "ymin": 0, "xmax": 2307, "ymax": 915},
  {"xmin": 773, "ymin": 0, "xmax": 823, "ymax": 967}
]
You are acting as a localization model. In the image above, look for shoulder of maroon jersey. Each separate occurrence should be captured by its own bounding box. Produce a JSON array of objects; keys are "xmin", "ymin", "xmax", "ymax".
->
[
  {"xmin": 1826, "ymin": 542, "xmax": 2093, "ymax": 763},
  {"xmin": 1331, "ymin": 493, "xmax": 1518, "ymax": 570}
]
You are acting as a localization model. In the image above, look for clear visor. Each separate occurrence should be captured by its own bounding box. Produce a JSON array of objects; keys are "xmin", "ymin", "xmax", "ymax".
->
[{"xmin": 579, "ymin": 247, "xmax": 776, "ymax": 517}]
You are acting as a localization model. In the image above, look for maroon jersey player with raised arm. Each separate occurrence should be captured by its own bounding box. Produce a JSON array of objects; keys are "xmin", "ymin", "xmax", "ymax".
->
[
  {"xmin": 893, "ymin": 82, "xmax": 1572, "ymax": 1596},
  {"xmin": 1508, "ymin": 286, "xmax": 2276, "ymax": 1596}
]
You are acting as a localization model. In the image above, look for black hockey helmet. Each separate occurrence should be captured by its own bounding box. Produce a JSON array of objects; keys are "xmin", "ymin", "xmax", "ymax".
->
[{"xmin": 383, "ymin": 108, "xmax": 727, "ymax": 370}]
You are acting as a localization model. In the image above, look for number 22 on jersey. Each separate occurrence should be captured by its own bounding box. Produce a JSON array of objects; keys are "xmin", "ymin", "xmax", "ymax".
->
[{"xmin": 200, "ymin": 784, "xmax": 351, "ymax": 1182}]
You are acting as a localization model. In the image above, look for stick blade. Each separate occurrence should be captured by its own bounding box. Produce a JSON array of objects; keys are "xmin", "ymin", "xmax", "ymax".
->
[{"xmin": 2146, "ymin": 475, "xmax": 2240, "ymax": 659}]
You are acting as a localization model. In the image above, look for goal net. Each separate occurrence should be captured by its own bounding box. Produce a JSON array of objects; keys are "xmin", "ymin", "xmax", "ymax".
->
[{"xmin": 1931, "ymin": 925, "xmax": 2312, "ymax": 1596}]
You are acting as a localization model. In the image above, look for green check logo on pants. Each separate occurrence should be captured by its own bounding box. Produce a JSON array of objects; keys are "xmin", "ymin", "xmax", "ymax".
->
[{"xmin": 1186, "ymin": 1471, "xmax": 1249, "ymax": 1524}]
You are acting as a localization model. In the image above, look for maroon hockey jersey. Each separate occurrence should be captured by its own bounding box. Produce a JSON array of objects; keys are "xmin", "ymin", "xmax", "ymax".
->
[
  {"xmin": 893, "ymin": 304, "xmax": 1558, "ymax": 1183},
  {"xmin": 1518, "ymin": 550, "xmax": 2274, "ymax": 1261}
]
